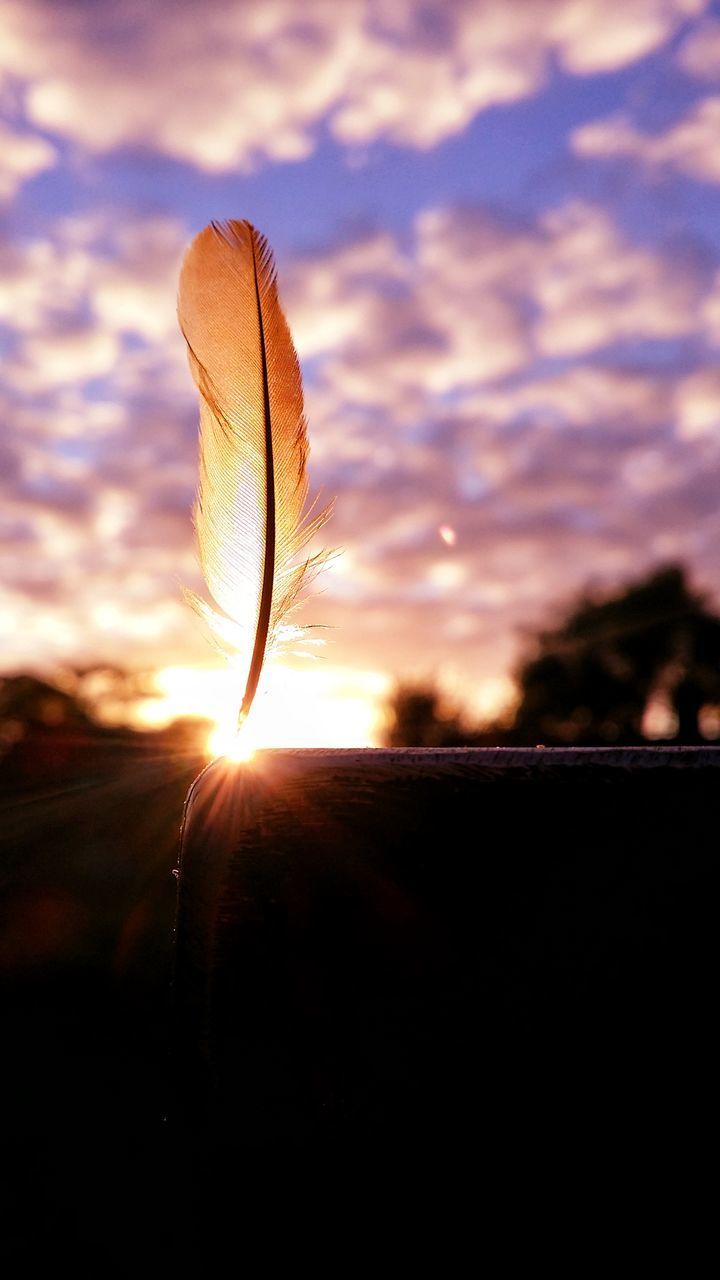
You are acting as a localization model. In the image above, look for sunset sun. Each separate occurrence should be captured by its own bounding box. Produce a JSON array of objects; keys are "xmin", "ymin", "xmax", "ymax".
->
[{"xmin": 132, "ymin": 663, "xmax": 389, "ymax": 755}]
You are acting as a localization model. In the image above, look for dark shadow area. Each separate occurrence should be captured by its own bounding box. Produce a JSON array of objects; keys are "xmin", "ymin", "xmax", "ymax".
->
[
  {"xmin": 174, "ymin": 748, "xmax": 717, "ymax": 1258},
  {"xmin": 0, "ymin": 673, "xmax": 210, "ymax": 1264}
]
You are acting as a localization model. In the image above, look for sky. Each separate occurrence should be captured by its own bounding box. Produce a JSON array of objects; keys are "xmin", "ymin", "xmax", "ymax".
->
[{"xmin": 1, "ymin": 0, "xmax": 720, "ymax": 746}]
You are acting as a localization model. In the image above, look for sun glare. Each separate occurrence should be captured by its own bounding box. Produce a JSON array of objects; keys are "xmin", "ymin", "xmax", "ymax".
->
[
  {"xmin": 133, "ymin": 662, "xmax": 389, "ymax": 755},
  {"xmin": 207, "ymin": 720, "xmax": 257, "ymax": 762}
]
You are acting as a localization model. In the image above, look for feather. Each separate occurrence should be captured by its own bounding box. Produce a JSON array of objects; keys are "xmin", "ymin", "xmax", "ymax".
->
[{"xmin": 178, "ymin": 219, "xmax": 331, "ymax": 727}]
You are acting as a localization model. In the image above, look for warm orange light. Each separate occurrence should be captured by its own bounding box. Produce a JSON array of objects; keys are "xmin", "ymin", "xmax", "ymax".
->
[
  {"xmin": 206, "ymin": 720, "xmax": 256, "ymax": 762},
  {"xmin": 133, "ymin": 663, "xmax": 387, "ymax": 753},
  {"xmin": 438, "ymin": 524, "xmax": 457, "ymax": 546}
]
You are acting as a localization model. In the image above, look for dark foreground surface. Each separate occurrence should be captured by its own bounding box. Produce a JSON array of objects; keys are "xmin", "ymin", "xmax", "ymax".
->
[
  {"xmin": 1, "ymin": 746, "xmax": 717, "ymax": 1264},
  {"xmin": 174, "ymin": 748, "xmax": 717, "ymax": 1256},
  {"xmin": 0, "ymin": 735, "xmax": 197, "ymax": 1269}
]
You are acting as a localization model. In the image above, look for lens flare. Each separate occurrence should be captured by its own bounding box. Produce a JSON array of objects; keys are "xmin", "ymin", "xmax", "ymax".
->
[{"xmin": 206, "ymin": 719, "xmax": 256, "ymax": 762}]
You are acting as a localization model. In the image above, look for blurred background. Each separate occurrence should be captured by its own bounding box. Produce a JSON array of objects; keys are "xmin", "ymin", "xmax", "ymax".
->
[
  {"xmin": 1, "ymin": 0, "xmax": 720, "ymax": 951},
  {"xmin": 1, "ymin": 1, "xmax": 719, "ymax": 1246},
  {"xmin": 2, "ymin": 0, "xmax": 720, "ymax": 765}
]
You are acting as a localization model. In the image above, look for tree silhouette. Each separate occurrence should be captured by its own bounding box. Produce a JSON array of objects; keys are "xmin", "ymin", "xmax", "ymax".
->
[
  {"xmin": 0, "ymin": 668, "xmax": 212, "ymax": 775},
  {"xmin": 511, "ymin": 565, "xmax": 720, "ymax": 745},
  {"xmin": 383, "ymin": 682, "xmax": 475, "ymax": 748},
  {"xmin": 0, "ymin": 666, "xmax": 166, "ymax": 726},
  {"xmin": 382, "ymin": 565, "xmax": 720, "ymax": 747},
  {"xmin": 0, "ymin": 674, "xmax": 93, "ymax": 732}
]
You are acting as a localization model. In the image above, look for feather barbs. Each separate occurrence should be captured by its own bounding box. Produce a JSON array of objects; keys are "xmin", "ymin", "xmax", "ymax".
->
[{"xmin": 178, "ymin": 219, "xmax": 332, "ymax": 727}]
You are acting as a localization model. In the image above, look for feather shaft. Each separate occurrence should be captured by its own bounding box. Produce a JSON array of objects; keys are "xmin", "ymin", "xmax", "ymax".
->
[
  {"xmin": 241, "ymin": 230, "xmax": 275, "ymax": 723},
  {"xmin": 178, "ymin": 219, "xmax": 331, "ymax": 729}
]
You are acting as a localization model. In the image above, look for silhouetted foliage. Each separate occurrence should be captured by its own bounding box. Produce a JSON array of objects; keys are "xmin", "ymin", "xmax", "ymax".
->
[
  {"xmin": 512, "ymin": 564, "xmax": 720, "ymax": 745},
  {"xmin": 383, "ymin": 681, "xmax": 483, "ymax": 747},
  {"xmin": 0, "ymin": 673, "xmax": 93, "ymax": 730},
  {"xmin": 0, "ymin": 668, "xmax": 211, "ymax": 785},
  {"xmin": 1, "ymin": 667, "xmax": 159, "ymax": 736},
  {"xmin": 383, "ymin": 565, "xmax": 720, "ymax": 747}
]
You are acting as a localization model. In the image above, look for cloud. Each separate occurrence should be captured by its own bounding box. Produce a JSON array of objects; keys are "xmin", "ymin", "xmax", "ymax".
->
[
  {"xmin": 0, "ymin": 212, "xmax": 188, "ymax": 393},
  {"xmin": 285, "ymin": 199, "xmax": 704, "ymax": 433},
  {"xmin": 1, "ymin": 195, "xmax": 719, "ymax": 705},
  {"xmin": 0, "ymin": 0, "xmax": 706, "ymax": 169},
  {"xmin": 532, "ymin": 201, "xmax": 702, "ymax": 350},
  {"xmin": 550, "ymin": 0, "xmax": 704, "ymax": 72},
  {"xmin": 571, "ymin": 97, "xmax": 720, "ymax": 183},
  {"xmin": 0, "ymin": 120, "xmax": 56, "ymax": 200},
  {"xmin": 0, "ymin": 235, "xmax": 89, "ymax": 332},
  {"xmin": 674, "ymin": 368, "xmax": 720, "ymax": 437},
  {"xmin": 475, "ymin": 366, "xmax": 674, "ymax": 431},
  {"xmin": 90, "ymin": 218, "xmax": 188, "ymax": 342},
  {"xmin": 276, "ymin": 198, "xmax": 720, "ymax": 687},
  {"xmin": 678, "ymin": 15, "xmax": 720, "ymax": 80},
  {"xmin": 1, "ymin": 1, "xmax": 717, "ymax": 717},
  {"xmin": 283, "ymin": 216, "xmax": 533, "ymax": 437},
  {"xmin": 285, "ymin": 198, "xmax": 718, "ymax": 690},
  {"xmin": 8, "ymin": 325, "xmax": 120, "ymax": 391},
  {"xmin": 284, "ymin": 231, "xmax": 408, "ymax": 359},
  {"xmin": 703, "ymin": 270, "xmax": 720, "ymax": 344},
  {"xmin": 0, "ymin": 209, "xmax": 203, "ymax": 672}
]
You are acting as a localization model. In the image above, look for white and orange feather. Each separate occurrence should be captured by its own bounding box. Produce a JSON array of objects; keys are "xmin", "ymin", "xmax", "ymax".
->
[{"xmin": 178, "ymin": 220, "xmax": 331, "ymax": 727}]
